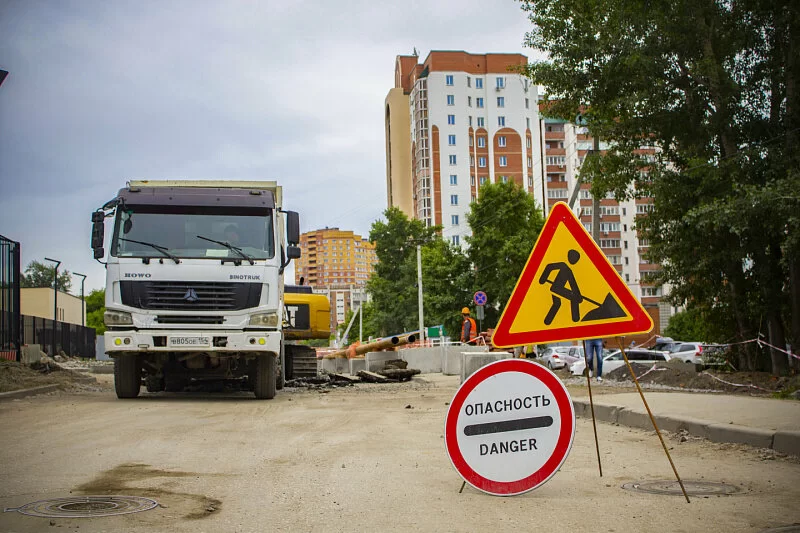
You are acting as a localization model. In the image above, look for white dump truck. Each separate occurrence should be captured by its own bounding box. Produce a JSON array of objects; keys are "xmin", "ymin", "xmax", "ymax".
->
[{"xmin": 91, "ymin": 180, "xmax": 301, "ymax": 399}]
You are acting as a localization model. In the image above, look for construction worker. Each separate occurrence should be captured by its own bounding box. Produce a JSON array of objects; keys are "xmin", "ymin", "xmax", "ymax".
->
[{"xmin": 461, "ymin": 307, "xmax": 477, "ymax": 345}]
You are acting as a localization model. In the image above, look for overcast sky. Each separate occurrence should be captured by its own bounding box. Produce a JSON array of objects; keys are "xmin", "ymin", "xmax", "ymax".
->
[{"xmin": 0, "ymin": 0, "xmax": 539, "ymax": 293}]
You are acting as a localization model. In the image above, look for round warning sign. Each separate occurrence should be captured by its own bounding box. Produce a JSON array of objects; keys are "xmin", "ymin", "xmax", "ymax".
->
[{"xmin": 444, "ymin": 359, "xmax": 575, "ymax": 496}]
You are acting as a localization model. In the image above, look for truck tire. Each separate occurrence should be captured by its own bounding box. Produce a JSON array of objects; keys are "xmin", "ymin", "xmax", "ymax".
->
[
  {"xmin": 254, "ymin": 355, "xmax": 276, "ymax": 400},
  {"xmin": 114, "ymin": 355, "xmax": 141, "ymax": 399}
]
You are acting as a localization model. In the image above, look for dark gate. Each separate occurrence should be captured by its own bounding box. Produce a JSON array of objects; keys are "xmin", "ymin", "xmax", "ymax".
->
[{"xmin": 0, "ymin": 235, "xmax": 22, "ymax": 362}]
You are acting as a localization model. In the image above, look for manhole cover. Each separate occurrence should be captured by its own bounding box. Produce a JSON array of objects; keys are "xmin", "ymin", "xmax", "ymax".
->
[
  {"xmin": 4, "ymin": 496, "xmax": 158, "ymax": 518},
  {"xmin": 621, "ymin": 480, "xmax": 740, "ymax": 496}
]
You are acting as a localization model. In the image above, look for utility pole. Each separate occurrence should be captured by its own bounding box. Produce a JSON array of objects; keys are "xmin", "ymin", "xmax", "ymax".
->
[
  {"xmin": 44, "ymin": 257, "xmax": 61, "ymax": 357},
  {"xmin": 73, "ymin": 273, "xmax": 87, "ymax": 328},
  {"xmin": 417, "ymin": 245, "xmax": 425, "ymax": 343},
  {"xmin": 591, "ymin": 134, "xmax": 601, "ymax": 243}
]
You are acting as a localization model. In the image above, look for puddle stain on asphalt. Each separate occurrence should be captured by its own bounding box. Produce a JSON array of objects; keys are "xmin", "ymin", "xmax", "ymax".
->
[{"xmin": 76, "ymin": 463, "xmax": 222, "ymax": 520}]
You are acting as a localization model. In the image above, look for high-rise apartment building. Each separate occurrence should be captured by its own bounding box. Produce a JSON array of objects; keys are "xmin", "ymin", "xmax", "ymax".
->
[
  {"xmin": 541, "ymin": 118, "xmax": 672, "ymax": 332},
  {"xmin": 294, "ymin": 228, "xmax": 378, "ymax": 330},
  {"xmin": 385, "ymin": 51, "xmax": 544, "ymax": 247}
]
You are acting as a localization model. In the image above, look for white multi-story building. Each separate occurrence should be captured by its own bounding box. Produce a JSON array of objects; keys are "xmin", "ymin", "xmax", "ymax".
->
[{"xmin": 385, "ymin": 51, "xmax": 544, "ymax": 247}]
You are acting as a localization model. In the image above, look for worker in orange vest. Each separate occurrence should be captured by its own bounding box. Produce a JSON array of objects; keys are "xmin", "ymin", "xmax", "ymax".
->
[{"xmin": 461, "ymin": 307, "xmax": 477, "ymax": 345}]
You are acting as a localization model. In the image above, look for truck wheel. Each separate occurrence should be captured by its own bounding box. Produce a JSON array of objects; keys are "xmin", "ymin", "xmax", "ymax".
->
[
  {"xmin": 254, "ymin": 355, "xmax": 276, "ymax": 400},
  {"xmin": 114, "ymin": 355, "xmax": 141, "ymax": 399}
]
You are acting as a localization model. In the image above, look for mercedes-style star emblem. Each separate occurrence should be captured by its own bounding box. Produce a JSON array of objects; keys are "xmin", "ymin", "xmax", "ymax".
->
[{"xmin": 183, "ymin": 288, "xmax": 199, "ymax": 302}]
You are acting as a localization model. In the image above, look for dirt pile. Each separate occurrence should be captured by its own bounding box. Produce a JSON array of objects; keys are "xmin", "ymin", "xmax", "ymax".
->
[
  {"xmin": 0, "ymin": 360, "xmax": 104, "ymax": 394},
  {"xmin": 604, "ymin": 360, "xmax": 800, "ymax": 396}
]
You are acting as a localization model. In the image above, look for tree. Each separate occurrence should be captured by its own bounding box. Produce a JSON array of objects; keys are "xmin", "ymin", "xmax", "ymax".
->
[
  {"xmin": 466, "ymin": 181, "xmax": 545, "ymax": 327},
  {"xmin": 366, "ymin": 207, "xmax": 438, "ymax": 337},
  {"xmin": 21, "ymin": 260, "xmax": 72, "ymax": 293},
  {"xmin": 85, "ymin": 289, "xmax": 106, "ymax": 335},
  {"xmin": 520, "ymin": 0, "xmax": 799, "ymax": 374},
  {"xmin": 420, "ymin": 238, "xmax": 472, "ymax": 337}
]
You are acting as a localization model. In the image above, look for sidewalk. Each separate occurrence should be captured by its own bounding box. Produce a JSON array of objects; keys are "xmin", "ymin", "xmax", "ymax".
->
[{"xmin": 571, "ymin": 391, "xmax": 800, "ymax": 456}]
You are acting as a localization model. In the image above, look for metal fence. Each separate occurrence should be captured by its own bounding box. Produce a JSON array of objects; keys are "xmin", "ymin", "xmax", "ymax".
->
[
  {"xmin": 22, "ymin": 315, "xmax": 97, "ymax": 359},
  {"xmin": 0, "ymin": 235, "xmax": 22, "ymax": 362}
]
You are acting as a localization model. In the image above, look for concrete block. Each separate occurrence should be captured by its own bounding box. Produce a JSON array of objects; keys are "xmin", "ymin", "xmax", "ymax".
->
[
  {"xmin": 772, "ymin": 431, "xmax": 800, "ymax": 457},
  {"xmin": 398, "ymin": 347, "xmax": 442, "ymax": 373},
  {"xmin": 460, "ymin": 352, "xmax": 506, "ymax": 383},
  {"xmin": 348, "ymin": 357, "xmax": 366, "ymax": 375},
  {"xmin": 95, "ymin": 338, "xmax": 110, "ymax": 361},
  {"xmin": 652, "ymin": 415, "xmax": 684, "ymax": 434},
  {"xmin": 21, "ymin": 345, "xmax": 42, "ymax": 365},
  {"xmin": 443, "ymin": 345, "xmax": 489, "ymax": 375},
  {"xmin": 572, "ymin": 400, "xmax": 588, "ymax": 418},
  {"xmin": 365, "ymin": 351, "xmax": 400, "ymax": 372},
  {"xmin": 320, "ymin": 358, "xmax": 349, "ymax": 374},
  {"xmin": 704, "ymin": 423, "xmax": 774, "ymax": 449},
  {"xmin": 589, "ymin": 404, "xmax": 621, "ymax": 425},
  {"xmin": 617, "ymin": 408, "xmax": 656, "ymax": 431},
  {"xmin": 674, "ymin": 417, "xmax": 711, "ymax": 440}
]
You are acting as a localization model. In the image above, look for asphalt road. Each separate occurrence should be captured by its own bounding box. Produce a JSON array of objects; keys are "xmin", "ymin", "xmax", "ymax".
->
[{"xmin": 0, "ymin": 374, "xmax": 798, "ymax": 532}]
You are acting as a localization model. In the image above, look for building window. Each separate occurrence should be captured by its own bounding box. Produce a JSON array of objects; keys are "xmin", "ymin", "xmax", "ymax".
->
[
  {"xmin": 498, "ymin": 136, "xmax": 507, "ymax": 147},
  {"xmin": 477, "ymin": 136, "xmax": 486, "ymax": 148},
  {"xmin": 452, "ymin": 214, "xmax": 459, "ymax": 225},
  {"xmin": 452, "ymin": 235, "xmax": 460, "ymax": 246},
  {"xmin": 501, "ymin": 176, "xmax": 508, "ymax": 183},
  {"xmin": 469, "ymin": 136, "xmax": 474, "ymax": 147},
  {"xmin": 470, "ymin": 175, "xmax": 475, "ymax": 186},
  {"xmin": 450, "ymin": 194, "xmax": 458, "ymax": 205},
  {"xmin": 467, "ymin": 76, "xmax": 471, "ymax": 87},
  {"xmin": 447, "ymin": 94, "xmax": 455, "ymax": 106},
  {"xmin": 449, "ymin": 174, "xmax": 457, "ymax": 185},
  {"xmin": 468, "ymin": 116, "xmax": 473, "ymax": 127},
  {"xmin": 525, "ymin": 98, "xmax": 529, "ymax": 109},
  {"xmin": 528, "ymin": 176, "xmax": 534, "ymax": 187},
  {"xmin": 476, "ymin": 97, "xmax": 484, "ymax": 108},
  {"xmin": 599, "ymin": 239, "xmax": 620, "ymax": 248},
  {"xmin": 499, "ymin": 156, "xmax": 508, "ymax": 167},
  {"xmin": 625, "ymin": 273, "xmax": 630, "ymax": 282},
  {"xmin": 496, "ymin": 77, "xmax": 505, "ymax": 89},
  {"xmin": 448, "ymin": 114, "xmax": 455, "ymax": 125},
  {"xmin": 608, "ymin": 255, "xmax": 622, "ymax": 265},
  {"xmin": 446, "ymin": 74, "xmax": 454, "ymax": 86},
  {"xmin": 497, "ymin": 96, "xmax": 505, "ymax": 107},
  {"xmin": 469, "ymin": 155, "xmax": 474, "ymax": 166},
  {"xmin": 547, "ymin": 189, "xmax": 569, "ymax": 199},
  {"xmin": 476, "ymin": 78, "xmax": 483, "ymax": 89},
  {"xmin": 467, "ymin": 96, "xmax": 472, "ymax": 107},
  {"xmin": 527, "ymin": 156, "xmax": 533, "ymax": 168},
  {"xmin": 477, "ymin": 117, "xmax": 485, "ymax": 128},
  {"xmin": 600, "ymin": 222, "xmax": 621, "ymax": 232},
  {"xmin": 480, "ymin": 176, "xmax": 487, "ymax": 185},
  {"xmin": 449, "ymin": 154, "xmax": 457, "ymax": 165},
  {"xmin": 526, "ymin": 117, "xmax": 531, "ymax": 129},
  {"xmin": 546, "ymin": 156, "xmax": 566, "ymax": 165},
  {"xmin": 498, "ymin": 116, "xmax": 506, "ymax": 126},
  {"xmin": 448, "ymin": 134, "xmax": 456, "ymax": 146},
  {"xmin": 478, "ymin": 156, "xmax": 487, "ymax": 167}
]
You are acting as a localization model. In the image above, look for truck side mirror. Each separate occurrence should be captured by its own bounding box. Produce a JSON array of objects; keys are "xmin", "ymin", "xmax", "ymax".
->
[
  {"xmin": 286, "ymin": 245, "xmax": 301, "ymax": 260},
  {"xmin": 285, "ymin": 211, "xmax": 299, "ymax": 245},
  {"xmin": 91, "ymin": 211, "xmax": 105, "ymax": 258}
]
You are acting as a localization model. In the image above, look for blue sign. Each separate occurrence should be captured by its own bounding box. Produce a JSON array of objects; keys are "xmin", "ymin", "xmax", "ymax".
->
[{"xmin": 474, "ymin": 291, "xmax": 487, "ymax": 306}]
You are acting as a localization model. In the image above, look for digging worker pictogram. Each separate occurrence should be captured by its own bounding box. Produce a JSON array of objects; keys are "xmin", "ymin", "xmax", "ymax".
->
[{"xmin": 539, "ymin": 249, "xmax": 583, "ymax": 325}]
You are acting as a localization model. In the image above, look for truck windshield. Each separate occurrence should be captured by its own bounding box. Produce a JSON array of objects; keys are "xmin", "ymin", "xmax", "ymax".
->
[{"xmin": 112, "ymin": 209, "xmax": 275, "ymax": 260}]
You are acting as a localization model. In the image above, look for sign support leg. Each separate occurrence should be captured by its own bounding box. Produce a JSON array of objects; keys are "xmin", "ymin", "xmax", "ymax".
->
[
  {"xmin": 459, "ymin": 481, "xmax": 466, "ymax": 493},
  {"xmin": 582, "ymin": 340, "xmax": 602, "ymax": 477},
  {"xmin": 618, "ymin": 339, "xmax": 690, "ymax": 503}
]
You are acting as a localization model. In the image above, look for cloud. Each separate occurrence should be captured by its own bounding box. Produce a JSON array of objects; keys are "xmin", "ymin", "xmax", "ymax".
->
[{"xmin": 0, "ymin": 0, "xmax": 537, "ymax": 291}]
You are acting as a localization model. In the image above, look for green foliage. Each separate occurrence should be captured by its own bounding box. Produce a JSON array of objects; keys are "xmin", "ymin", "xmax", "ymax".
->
[
  {"xmin": 519, "ymin": 0, "xmax": 800, "ymax": 374},
  {"xmin": 663, "ymin": 307, "xmax": 710, "ymax": 342},
  {"xmin": 466, "ymin": 181, "xmax": 545, "ymax": 327},
  {"xmin": 85, "ymin": 289, "xmax": 105, "ymax": 335},
  {"xmin": 366, "ymin": 207, "xmax": 439, "ymax": 337},
  {"xmin": 21, "ymin": 260, "xmax": 72, "ymax": 293},
  {"xmin": 420, "ymin": 238, "xmax": 473, "ymax": 337}
]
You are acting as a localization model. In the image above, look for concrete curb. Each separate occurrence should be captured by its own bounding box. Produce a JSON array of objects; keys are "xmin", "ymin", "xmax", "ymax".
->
[
  {"xmin": 573, "ymin": 399, "xmax": 797, "ymax": 456},
  {"xmin": 0, "ymin": 384, "xmax": 59, "ymax": 401}
]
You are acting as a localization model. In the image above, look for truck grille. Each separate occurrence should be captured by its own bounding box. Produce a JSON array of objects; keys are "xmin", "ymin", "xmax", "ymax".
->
[
  {"xmin": 120, "ymin": 281, "xmax": 261, "ymax": 311},
  {"xmin": 155, "ymin": 315, "xmax": 225, "ymax": 325}
]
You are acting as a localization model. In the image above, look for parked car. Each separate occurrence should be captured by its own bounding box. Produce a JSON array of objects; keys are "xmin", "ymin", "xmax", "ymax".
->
[
  {"xmin": 539, "ymin": 347, "xmax": 572, "ymax": 370},
  {"xmin": 570, "ymin": 349, "xmax": 671, "ymax": 376},
  {"xmin": 652, "ymin": 337, "xmax": 680, "ymax": 353},
  {"xmin": 669, "ymin": 342, "xmax": 704, "ymax": 364}
]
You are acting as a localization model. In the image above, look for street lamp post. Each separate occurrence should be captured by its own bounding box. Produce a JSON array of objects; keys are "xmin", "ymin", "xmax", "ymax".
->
[
  {"xmin": 44, "ymin": 257, "xmax": 61, "ymax": 357},
  {"xmin": 73, "ymin": 273, "xmax": 87, "ymax": 328}
]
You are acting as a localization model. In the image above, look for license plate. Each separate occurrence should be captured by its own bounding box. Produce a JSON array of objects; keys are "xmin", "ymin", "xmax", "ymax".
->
[{"xmin": 169, "ymin": 336, "xmax": 211, "ymax": 347}]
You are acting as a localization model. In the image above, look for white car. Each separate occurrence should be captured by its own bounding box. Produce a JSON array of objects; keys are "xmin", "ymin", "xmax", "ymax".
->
[
  {"xmin": 570, "ymin": 349, "xmax": 671, "ymax": 376},
  {"xmin": 669, "ymin": 342, "xmax": 704, "ymax": 364}
]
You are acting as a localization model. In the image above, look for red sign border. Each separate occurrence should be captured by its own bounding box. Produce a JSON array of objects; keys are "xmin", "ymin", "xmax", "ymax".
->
[
  {"xmin": 492, "ymin": 201, "xmax": 653, "ymax": 347},
  {"xmin": 444, "ymin": 359, "xmax": 575, "ymax": 496}
]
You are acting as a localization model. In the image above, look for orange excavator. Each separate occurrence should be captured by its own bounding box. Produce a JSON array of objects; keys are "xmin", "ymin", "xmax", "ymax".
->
[{"xmin": 282, "ymin": 285, "xmax": 331, "ymax": 379}]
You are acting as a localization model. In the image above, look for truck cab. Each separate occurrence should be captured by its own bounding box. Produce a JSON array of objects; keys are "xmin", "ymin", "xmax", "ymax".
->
[{"xmin": 92, "ymin": 180, "xmax": 300, "ymax": 399}]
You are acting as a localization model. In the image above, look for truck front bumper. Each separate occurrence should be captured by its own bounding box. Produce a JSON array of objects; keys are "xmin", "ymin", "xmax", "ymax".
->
[{"xmin": 104, "ymin": 330, "xmax": 281, "ymax": 355}]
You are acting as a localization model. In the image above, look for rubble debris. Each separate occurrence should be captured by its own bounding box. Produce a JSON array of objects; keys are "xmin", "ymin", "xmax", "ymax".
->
[
  {"xmin": 356, "ymin": 371, "xmax": 390, "ymax": 383},
  {"xmin": 383, "ymin": 359, "xmax": 408, "ymax": 370},
  {"xmin": 377, "ymin": 368, "xmax": 421, "ymax": 382}
]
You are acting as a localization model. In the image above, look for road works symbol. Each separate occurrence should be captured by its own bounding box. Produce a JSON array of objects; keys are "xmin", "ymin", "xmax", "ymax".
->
[
  {"xmin": 444, "ymin": 359, "xmax": 575, "ymax": 496},
  {"xmin": 492, "ymin": 201, "xmax": 653, "ymax": 347}
]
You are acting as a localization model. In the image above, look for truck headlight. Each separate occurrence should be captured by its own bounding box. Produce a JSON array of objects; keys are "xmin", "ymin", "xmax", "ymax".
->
[
  {"xmin": 249, "ymin": 312, "xmax": 279, "ymax": 327},
  {"xmin": 104, "ymin": 310, "xmax": 133, "ymax": 326}
]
